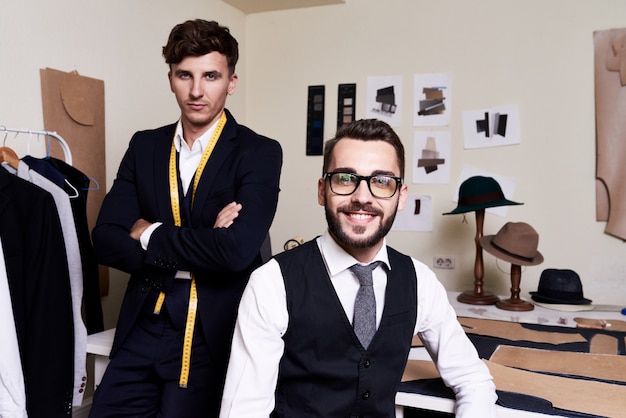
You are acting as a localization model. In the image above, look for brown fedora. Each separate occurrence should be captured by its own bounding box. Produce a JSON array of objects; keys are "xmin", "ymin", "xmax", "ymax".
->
[{"xmin": 480, "ymin": 222, "xmax": 543, "ymax": 266}]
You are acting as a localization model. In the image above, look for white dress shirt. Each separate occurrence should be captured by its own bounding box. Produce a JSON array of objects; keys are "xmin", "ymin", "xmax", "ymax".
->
[{"xmin": 220, "ymin": 230, "xmax": 498, "ymax": 418}]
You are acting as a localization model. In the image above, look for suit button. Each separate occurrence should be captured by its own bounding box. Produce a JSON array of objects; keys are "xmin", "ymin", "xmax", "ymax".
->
[
  {"xmin": 362, "ymin": 391, "xmax": 370, "ymax": 400},
  {"xmin": 363, "ymin": 359, "xmax": 371, "ymax": 368}
]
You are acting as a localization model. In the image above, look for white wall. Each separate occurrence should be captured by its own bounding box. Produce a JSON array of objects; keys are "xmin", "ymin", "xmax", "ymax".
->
[
  {"xmin": 3, "ymin": 0, "xmax": 626, "ymax": 329},
  {"xmin": 243, "ymin": 0, "xmax": 626, "ymax": 305}
]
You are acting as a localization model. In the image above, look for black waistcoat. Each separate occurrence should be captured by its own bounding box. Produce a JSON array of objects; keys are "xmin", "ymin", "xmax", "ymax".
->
[{"xmin": 272, "ymin": 239, "xmax": 417, "ymax": 418}]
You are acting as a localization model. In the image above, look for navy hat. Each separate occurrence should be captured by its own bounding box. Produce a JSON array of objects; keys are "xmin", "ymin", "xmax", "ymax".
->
[
  {"xmin": 530, "ymin": 269, "xmax": 592, "ymax": 305},
  {"xmin": 443, "ymin": 176, "xmax": 523, "ymax": 215}
]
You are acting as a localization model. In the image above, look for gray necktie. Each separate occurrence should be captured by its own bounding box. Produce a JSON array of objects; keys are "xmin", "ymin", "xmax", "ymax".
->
[{"xmin": 350, "ymin": 261, "xmax": 381, "ymax": 349}]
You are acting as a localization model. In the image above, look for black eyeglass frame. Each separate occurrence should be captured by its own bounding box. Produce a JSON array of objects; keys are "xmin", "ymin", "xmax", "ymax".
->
[{"xmin": 324, "ymin": 171, "xmax": 403, "ymax": 198}]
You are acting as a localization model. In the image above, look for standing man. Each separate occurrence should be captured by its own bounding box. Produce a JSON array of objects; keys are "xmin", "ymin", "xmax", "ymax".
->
[
  {"xmin": 220, "ymin": 119, "xmax": 496, "ymax": 417},
  {"xmin": 90, "ymin": 19, "xmax": 282, "ymax": 418}
]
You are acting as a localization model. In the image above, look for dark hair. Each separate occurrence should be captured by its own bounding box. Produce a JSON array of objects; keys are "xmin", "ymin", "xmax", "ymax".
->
[
  {"xmin": 322, "ymin": 119, "xmax": 405, "ymax": 178},
  {"xmin": 162, "ymin": 19, "xmax": 239, "ymax": 75}
]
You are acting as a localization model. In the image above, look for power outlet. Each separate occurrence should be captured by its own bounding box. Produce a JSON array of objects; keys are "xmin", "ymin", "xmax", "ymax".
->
[{"xmin": 433, "ymin": 256, "xmax": 455, "ymax": 269}]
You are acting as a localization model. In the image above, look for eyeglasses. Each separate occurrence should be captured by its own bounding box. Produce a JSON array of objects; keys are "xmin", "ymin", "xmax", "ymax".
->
[{"xmin": 324, "ymin": 171, "xmax": 402, "ymax": 198}]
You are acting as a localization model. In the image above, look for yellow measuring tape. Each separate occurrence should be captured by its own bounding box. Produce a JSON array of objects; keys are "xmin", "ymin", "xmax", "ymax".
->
[{"xmin": 153, "ymin": 112, "xmax": 226, "ymax": 388}]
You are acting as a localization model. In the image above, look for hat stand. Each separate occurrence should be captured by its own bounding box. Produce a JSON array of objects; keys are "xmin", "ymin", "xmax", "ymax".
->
[
  {"xmin": 496, "ymin": 263, "xmax": 534, "ymax": 311},
  {"xmin": 457, "ymin": 209, "xmax": 500, "ymax": 305}
]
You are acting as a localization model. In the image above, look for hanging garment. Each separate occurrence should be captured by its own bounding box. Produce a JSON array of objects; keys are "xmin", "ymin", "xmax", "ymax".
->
[
  {"xmin": 11, "ymin": 160, "xmax": 88, "ymax": 406},
  {"xmin": 22, "ymin": 155, "xmax": 104, "ymax": 333},
  {"xmin": 0, "ymin": 166, "xmax": 74, "ymax": 417},
  {"xmin": 594, "ymin": 28, "xmax": 626, "ymax": 240},
  {"xmin": 0, "ymin": 236, "xmax": 27, "ymax": 418}
]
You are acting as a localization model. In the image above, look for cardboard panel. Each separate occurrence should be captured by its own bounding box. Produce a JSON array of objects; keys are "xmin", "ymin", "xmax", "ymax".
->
[
  {"xmin": 40, "ymin": 67, "xmax": 108, "ymax": 295},
  {"xmin": 489, "ymin": 345, "xmax": 626, "ymax": 382}
]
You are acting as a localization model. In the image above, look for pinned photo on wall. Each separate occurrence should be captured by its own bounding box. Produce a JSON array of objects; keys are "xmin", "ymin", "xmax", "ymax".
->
[
  {"xmin": 414, "ymin": 72, "xmax": 451, "ymax": 127},
  {"xmin": 366, "ymin": 75, "xmax": 402, "ymax": 127},
  {"xmin": 462, "ymin": 104, "xmax": 520, "ymax": 149},
  {"xmin": 392, "ymin": 195, "xmax": 433, "ymax": 231},
  {"xmin": 451, "ymin": 166, "xmax": 520, "ymax": 217},
  {"xmin": 413, "ymin": 131, "xmax": 451, "ymax": 184}
]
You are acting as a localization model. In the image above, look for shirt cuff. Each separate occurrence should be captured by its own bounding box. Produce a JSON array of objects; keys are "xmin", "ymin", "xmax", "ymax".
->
[{"xmin": 140, "ymin": 222, "xmax": 162, "ymax": 250}]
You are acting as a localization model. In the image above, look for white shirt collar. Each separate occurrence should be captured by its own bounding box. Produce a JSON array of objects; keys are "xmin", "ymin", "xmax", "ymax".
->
[
  {"xmin": 318, "ymin": 230, "xmax": 390, "ymax": 277},
  {"xmin": 173, "ymin": 118, "xmax": 219, "ymax": 153}
]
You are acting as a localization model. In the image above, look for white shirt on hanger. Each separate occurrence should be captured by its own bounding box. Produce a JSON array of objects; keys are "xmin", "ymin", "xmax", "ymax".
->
[{"xmin": 0, "ymin": 234, "xmax": 27, "ymax": 418}]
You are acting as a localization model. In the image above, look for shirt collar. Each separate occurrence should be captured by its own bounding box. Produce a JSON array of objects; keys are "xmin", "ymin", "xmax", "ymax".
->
[
  {"xmin": 173, "ymin": 118, "xmax": 219, "ymax": 153},
  {"xmin": 318, "ymin": 230, "xmax": 390, "ymax": 277}
]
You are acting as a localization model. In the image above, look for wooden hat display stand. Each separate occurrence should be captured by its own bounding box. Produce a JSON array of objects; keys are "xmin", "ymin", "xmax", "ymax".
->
[
  {"xmin": 480, "ymin": 222, "xmax": 544, "ymax": 311},
  {"xmin": 443, "ymin": 176, "xmax": 524, "ymax": 307},
  {"xmin": 457, "ymin": 208, "xmax": 500, "ymax": 305}
]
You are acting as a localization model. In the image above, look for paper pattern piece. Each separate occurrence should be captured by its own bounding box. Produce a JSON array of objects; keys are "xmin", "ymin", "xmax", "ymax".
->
[
  {"xmin": 401, "ymin": 357, "xmax": 626, "ymax": 417},
  {"xmin": 40, "ymin": 68, "xmax": 106, "ymax": 234},
  {"xmin": 590, "ymin": 333, "xmax": 619, "ymax": 355},
  {"xmin": 484, "ymin": 360, "xmax": 626, "ymax": 418},
  {"xmin": 594, "ymin": 28, "xmax": 626, "ymax": 240},
  {"xmin": 40, "ymin": 67, "xmax": 108, "ymax": 294},
  {"xmin": 457, "ymin": 316, "xmax": 586, "ymax": 344},
  {"xmin": 489, "ymin": 345, "xmax": 626, "ymax": 382},
  {"xmin": 574, "ymin": 317, "xmax": 626, "ymax": 332},
  {"xmin": 401, "ymin": 360, "xmax": 440, "ymax": 382}
]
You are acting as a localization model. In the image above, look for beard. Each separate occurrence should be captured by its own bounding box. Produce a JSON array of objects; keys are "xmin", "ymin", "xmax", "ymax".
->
[{"xmin": 325, "ymin": 202, "xmax": 398, "ymax": 249}]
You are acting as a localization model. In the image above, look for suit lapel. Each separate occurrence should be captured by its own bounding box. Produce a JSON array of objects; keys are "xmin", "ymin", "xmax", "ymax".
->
[
  {"xmin": 154, "ymin": 124, "xmax": 177, "ymax": 224},
  {"xmin": 190, "ymin": 113, "xmax": 237, "ymax": 220}
]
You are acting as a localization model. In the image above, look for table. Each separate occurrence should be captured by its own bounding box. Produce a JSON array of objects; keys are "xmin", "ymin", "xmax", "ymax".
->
[{"xmin": 394, "ymin": 291, "xmax": 626, "ymax": 417}]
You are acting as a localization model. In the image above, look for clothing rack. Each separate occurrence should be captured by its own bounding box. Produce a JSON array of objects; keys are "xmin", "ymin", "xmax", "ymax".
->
[{"xmin": 1, "ymin": 126, "xmax": 73, "ymax": 165}]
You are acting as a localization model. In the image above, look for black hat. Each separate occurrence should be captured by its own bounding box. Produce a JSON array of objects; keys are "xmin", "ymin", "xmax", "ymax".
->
[
  {"xmin": 530, "ymin": 269, "xmax": 592, "ymax": 305},
  {"xmin": 443, "ymin": 176, "xmax": 523, "ymax": 215}
]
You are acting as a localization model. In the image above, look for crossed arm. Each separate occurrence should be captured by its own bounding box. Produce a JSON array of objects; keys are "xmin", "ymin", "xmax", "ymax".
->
[{"xmin": 129, "ymin": 201, "xmax": 243, "ymax": 241}]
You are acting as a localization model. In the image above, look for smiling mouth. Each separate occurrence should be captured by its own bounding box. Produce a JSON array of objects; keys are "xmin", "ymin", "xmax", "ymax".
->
[{"xmin": 347, "ymin": 212, "xmax": 375, "ymax": 221}]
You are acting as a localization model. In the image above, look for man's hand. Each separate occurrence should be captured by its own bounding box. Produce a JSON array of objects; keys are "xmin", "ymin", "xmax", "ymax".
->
[
  {"xmin": 214, "ymin": 201, "xmax": 242, "ymax": 228},
  {"xmin": 130, "ymin": 218, "xmax": 152, "ymax": 241},
  {"xmin": 128, "ymin": 202, "xmax": 240, "ymax": 242}
]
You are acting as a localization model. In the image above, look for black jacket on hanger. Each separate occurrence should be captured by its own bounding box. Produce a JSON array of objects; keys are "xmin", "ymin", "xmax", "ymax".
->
[
  {"xmin": 22, "ymin": 155, "xmax": 104, "ymax": 333},
  {"xmin": 0, "ymin": 167, "xmax": 74, "ymax": 417}
]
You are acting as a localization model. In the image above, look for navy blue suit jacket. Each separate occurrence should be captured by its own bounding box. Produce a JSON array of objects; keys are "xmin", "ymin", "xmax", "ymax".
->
[
  {"xmin": 92, "ymin": 109, "xmax": 282, "ymax": 375},
  {"xmin": 0, "ymin": 168, "xmax": 74, "ymax": 417}
]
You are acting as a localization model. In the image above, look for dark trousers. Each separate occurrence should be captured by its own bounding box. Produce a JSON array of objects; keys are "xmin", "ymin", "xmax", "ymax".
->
[{"xmin": 89, "ymin": 281, "xmax": 220, "ymax": 418}]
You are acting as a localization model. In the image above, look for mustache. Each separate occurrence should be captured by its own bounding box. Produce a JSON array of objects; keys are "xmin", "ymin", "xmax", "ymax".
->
[{"xmin": 338, "ymin": 203, "xmax": 384, "ymax": 217}]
